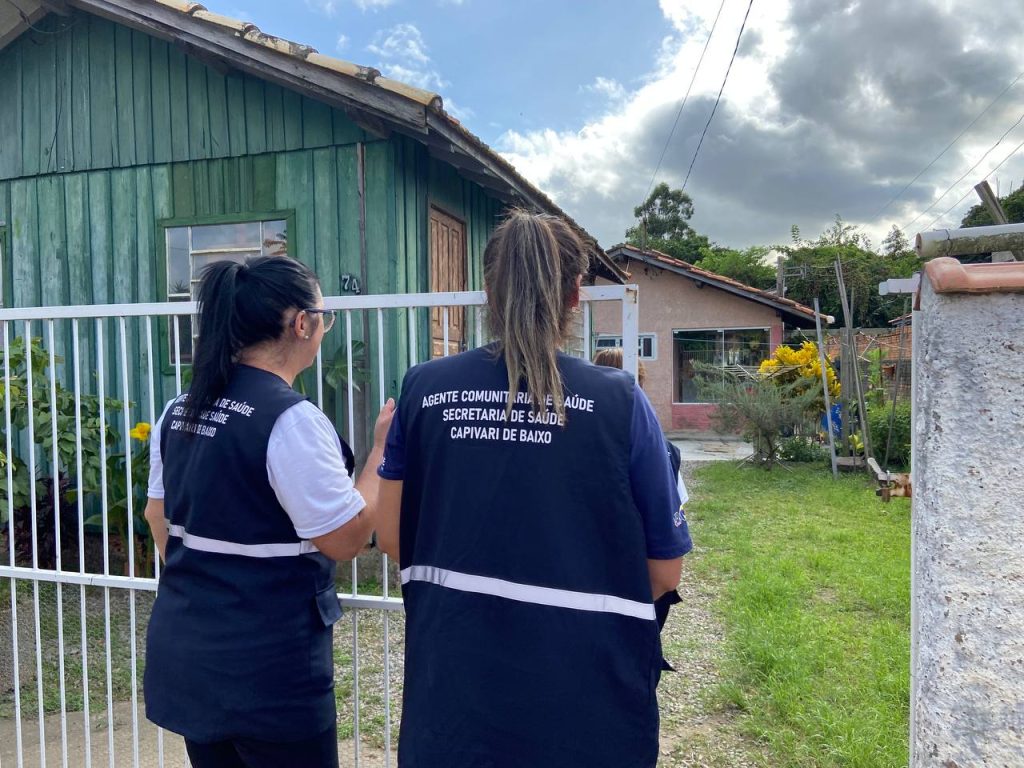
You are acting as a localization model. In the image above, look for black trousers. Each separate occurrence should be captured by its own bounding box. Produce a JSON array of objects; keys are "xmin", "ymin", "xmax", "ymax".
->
[{"xmin": 185, "ymin": 726, "xmax": 338, "ymax": 768}]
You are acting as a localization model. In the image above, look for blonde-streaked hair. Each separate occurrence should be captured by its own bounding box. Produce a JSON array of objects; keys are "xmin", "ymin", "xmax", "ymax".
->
[
  {"xmin": 592, "ymin": 347, "xmax": 647, "ymax": 389},
  {"xmin": 484, "ymin": 209, "xmax": 589, "ymax": 421}
]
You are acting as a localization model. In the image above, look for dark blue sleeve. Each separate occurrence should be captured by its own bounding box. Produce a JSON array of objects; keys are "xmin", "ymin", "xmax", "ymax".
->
[
  {"xmin": 629, "ymin": 383, "xmax": 693, "ymax": 559},
  {"xmin": 377, "ymin": 405, "xmax": 406, "ymax": 480}
]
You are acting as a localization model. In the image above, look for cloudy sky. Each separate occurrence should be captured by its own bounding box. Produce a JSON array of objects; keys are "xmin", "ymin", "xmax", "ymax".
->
[{"xmin": 229, "ymin": 0, "xmax": 1024, "ymax": 251}]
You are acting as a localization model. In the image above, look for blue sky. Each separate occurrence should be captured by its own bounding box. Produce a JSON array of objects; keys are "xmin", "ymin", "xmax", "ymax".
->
[{"xmin": 217, "ymin": 0, "xmax": 1024, "ymax": 252}]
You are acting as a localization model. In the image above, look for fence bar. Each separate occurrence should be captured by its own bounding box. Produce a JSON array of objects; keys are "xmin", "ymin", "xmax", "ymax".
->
[
  {"xmin": 24, "ymin": 319, "xmax": 49, "ymax": 768},
  {"xmin": 95, "ymin": 318, "xmax": 116, "ymax": 768},
  {"xmin": 620, "ymin": 287, "xmax": 639, "ymax": 379},
  {"xmin": 145, "ymin": 315, "xmax": 164, "ymax": 767},
  {"xmin": 583, "ymin": 302, "xmax": 592, "ymax": 361},
  {"xmin": 408, "ymin": 308, "xmax": 418, "ymax": 367},
  {"xmin": 4, "ymin": 320, "xmax": 25, "ymax": 768},
  {"xmin": 72, "ymin": 318, "xmax": 93, "ymax": 768},
  {"xmin": 442, "ymin": 306, "xmax": 450, "ymax": 357},
  {"xmin": 119, "ymin": 317, "xmax": 142, "ymax": 768},
  {"xmin": 171, "ymin": 316, "xmax": 182, "ymax": 395},
  {"xmin": 48, "ymin": 320, "xmax": 70, "ymax": 768}
]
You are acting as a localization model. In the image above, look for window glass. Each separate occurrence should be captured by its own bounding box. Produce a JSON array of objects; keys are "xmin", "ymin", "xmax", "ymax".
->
[
  {"xmin": 164, "ymin": 218, "xmax": 288, "ymax": 365},
  {"xmin": 673, "ymin": 329, "xmax": 769, "ymax": 403},
  {"xmin": 190, "ymin": 221, "xmax": 262, "ymax": 251}
]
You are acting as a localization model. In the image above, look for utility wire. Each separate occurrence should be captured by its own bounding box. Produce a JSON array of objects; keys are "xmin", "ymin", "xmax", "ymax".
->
[
  {"xmin": 922, "ymin": 134, "xmax": 1024, "ymax": 231},
  {"xmin": 874, "ymin": 69, "xmax": 1024, "ymax": 222},
  {"xmin": 682, "ymin": 0, "xmax": 756, "ymax": 192},
  {"xmin": 903, "ymin": 107, "xmax": 1024, "ymax": 233},
  {"xmin": 641, "ymin": 0, "xmax": 728, "ymax": 205}
]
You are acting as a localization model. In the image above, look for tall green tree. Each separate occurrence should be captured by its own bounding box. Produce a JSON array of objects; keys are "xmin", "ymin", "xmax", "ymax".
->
[
  {"xmin": 625, "ymin": 183, "xmax": 711, "ymax": 262},
  {"xmin": 782, "ymin": 219, "xmax": 917, "ymax": 327},
  {"xmin": 960, "ymin": 185, "xmax": 1024, "ymax": 227},
  {"xmin": 694, "ymin": 245, "xmax": 777, "ymax": 290}
]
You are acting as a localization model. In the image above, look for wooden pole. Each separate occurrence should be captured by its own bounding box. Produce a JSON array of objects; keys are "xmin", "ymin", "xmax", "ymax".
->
[
  {"xmin": 973, "ymin": 180, "xmax": 1020, "ymax": 262},
  {"xmin": 815, "ymin": 298, "xmax": 839, "ymax": 479}
]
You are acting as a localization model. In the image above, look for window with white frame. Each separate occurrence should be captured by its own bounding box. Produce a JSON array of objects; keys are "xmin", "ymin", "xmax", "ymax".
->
[
  {"xmin": 165, "ymin": 218, "xmax": 288, "ymax": 364},
  {"xmin": 673, "ymin": 327, "xmax": 771, "ymax": 403},
  {"xmin": 594, "ymin": 333, "xmax": 657, "ymax": 360}
]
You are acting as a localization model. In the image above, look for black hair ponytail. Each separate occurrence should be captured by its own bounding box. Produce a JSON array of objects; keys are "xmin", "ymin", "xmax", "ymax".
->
[{"xmin": 186, "ymin": 255, "xmax": 320, "ymax": 415}]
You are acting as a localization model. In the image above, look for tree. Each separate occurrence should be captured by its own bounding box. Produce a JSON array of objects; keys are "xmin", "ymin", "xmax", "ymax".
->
[
  {"xmin": 781, "ymin": 219, "xmax": 917, "ymax": 327},
  {"xmin": 694, "ymin": 245, "xmax": 777, "ymax": 290},
  {"xmin": 881, "ymin": 225, "xmax": 911, "ymax": 259},
  {"xmin": 625, "ymin": 183, "xmax": 711, "ymax": 263},
  {"xmin": 960, "ymin": 185, "xmax": 1024, "ymax": 228}
]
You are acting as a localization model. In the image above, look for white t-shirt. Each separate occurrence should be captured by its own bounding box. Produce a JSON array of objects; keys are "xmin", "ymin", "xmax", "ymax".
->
[{"xmin": 148, "ymin": 399, "xmax": 366, "ymax": 540}]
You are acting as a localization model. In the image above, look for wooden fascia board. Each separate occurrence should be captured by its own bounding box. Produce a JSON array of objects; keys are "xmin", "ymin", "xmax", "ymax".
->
[
  {"xmin": 0, "ymin": 6, "xmax": 47, "ymax": 49},
  {"xmin": 68, "ymin": 0, "xmax": 429, "ymax": 132}
]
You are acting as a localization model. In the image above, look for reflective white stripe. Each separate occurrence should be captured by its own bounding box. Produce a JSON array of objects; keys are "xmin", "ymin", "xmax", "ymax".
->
[
  {"xmin": 165, "ymin": 521, "xmax": 318, "ymax": 558},
  {"xmin": 401, "ymin": 565, "xmax": 656, "ymax": 621}
]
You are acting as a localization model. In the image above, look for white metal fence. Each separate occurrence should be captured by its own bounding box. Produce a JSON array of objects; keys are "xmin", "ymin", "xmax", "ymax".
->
[{"xmin": 0, "ymin": 284, "xmax": 638, "ymax": 768}]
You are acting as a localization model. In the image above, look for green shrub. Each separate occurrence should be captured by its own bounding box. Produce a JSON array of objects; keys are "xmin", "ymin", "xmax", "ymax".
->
[
  {"xmin": 778, "ymin": 436, "xmax": 829, "ymax": 463},
  {"xmin": 868, "ymin": 401, "xmax": 912, "ymax": 469}
]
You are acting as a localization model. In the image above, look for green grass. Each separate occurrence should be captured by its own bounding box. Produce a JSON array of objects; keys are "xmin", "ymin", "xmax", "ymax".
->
[{"xmin": 690, "ymin": 463, "xmax": 910, "ymax": 768}]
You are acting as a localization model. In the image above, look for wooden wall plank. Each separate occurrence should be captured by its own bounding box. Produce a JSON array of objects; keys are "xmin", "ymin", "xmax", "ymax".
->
[
  {"xmin": 110, "ymin": 169, "xmax": 136, "ymax": 303},
  {"xmin": 251, "ymin": 154, "xmax": 276, "ymax": 212},
  {"xmin": 243, "ymin": 77, "xmax": 267, "ymax": 156},
  {"xmin": 36, "ymin": 175, "xmax": 68, "ymax": 307},
  {"xmin": 207, "ymin": 69, "xmax": 230, "ymax": 157},
  {"xmin": 132, "ymin": 31, "xmax": 154, "ymax": 166},
  {"xmin": 167, "ymin": 44, "xmax": 189, "ymax": 162},
  {"xmin": 88, "ymin": 15, "xmax": 117, "ymax": 169},
  {"xmin": 0, "ymin": 46, "xmax": 23, "ymax": 179},
  {"xmin": 36, "ymin": 30, "xmax": 58, "ymax": 175},
  {"xmin": 302, "ymin": 98, "xmax": 333, "ymax": 149},
  {"xmin": 331, "ymin": 108, "xmax": 364, "ymax": 146},
  {"xmin": 311, "ymin": 147, "xmax": 339, "ymax": 292},
  {"xmin": 114, "ymin": 23, "xmax": 136, "ymax": 167},
  {"xmin": 87, "ymin": 172, "xmax": 112, "ymax": 304},
  {"xmin": 282, "ymin": 89, "xmax": 303, "ymax": 151},
  {"xmin": 186, "ymin": 56, "xmax": 210, "ymax": 159},
  {"xmin": 149, "ymin": 36, "xmax": 172, "ymax": 163},
  {"xmin": 170, "ymin": 162, "xmax": 194, "ymax": 219},
  {"xmin": 55, "ymin": 26, "xmax": 75, "ymax": 173},
  {"xmin": 20, "ymin": 32, "xmax": 42, "ymax": 177},
  {"xmin": 264, "ymin": 82, "xmax": 286, "ymax": 152},
  {"xmin": 10, "ymin": 179, "xmax": 39, "ymax": 307},
  {"xmin": 226, "ymin": 75, "xmax": 248, "ymax": 157},
  {"xmin": 64, "ymin": 173, "xmax": 92, "ymax": 306},
  {"xmin": 70, "ymin": 20, "xmax": 91, "ymax": 172}
]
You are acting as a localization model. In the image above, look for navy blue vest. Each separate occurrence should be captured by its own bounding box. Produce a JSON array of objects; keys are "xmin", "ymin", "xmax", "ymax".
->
[
  {"xmin": 396, "ymin": 346, "xmax": 661, "ymax": 768},
  {"xmin": 144, "ymin": 365, "xmax": 343, "ymax": 743}
]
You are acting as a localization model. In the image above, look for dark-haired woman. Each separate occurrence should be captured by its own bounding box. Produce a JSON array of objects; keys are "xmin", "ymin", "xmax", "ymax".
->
[
  {"xmin": 375, "ymin": 211, "xmax": 692, "ymax": 768},
  {"xmin": 142, "ymin": 255, "xmax": 393, "ymax": 768}
]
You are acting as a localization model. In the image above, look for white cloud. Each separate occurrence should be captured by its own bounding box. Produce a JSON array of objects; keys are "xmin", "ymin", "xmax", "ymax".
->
[
  {"xmin": 582, "ymin": 77, "xmax": 627, "ymax": 103},
  {"xmin": 368, "ymin": 23, "xmax": 451, "ymax": 93},
  {"xmin": 354, "ymin": 0, "xmax": 398, "ymax": 11},
  {"xmin": 496, "ymin": 0, "xmax": 1024, "ymax": 250},
  {"xmin": 335, "ymin": 34, "xmax": 349, "ymax": 52},
  {"xmin": 304, "ymin": 0, "xmax": 338, "ymax": 16}
]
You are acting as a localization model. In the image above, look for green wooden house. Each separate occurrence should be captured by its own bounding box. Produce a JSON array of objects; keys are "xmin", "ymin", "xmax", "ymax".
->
[{"xmin": 0, "ymin": 0, "xmax": 620, "ymax": 450}]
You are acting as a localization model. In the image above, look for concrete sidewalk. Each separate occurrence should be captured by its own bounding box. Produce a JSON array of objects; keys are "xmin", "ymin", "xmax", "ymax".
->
[{"xmin": 670, "ymin": 437, "xmax": 753, "ymax": 463}]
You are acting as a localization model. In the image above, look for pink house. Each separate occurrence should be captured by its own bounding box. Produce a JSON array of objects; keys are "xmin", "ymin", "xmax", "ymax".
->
[{"xmin": 591, "ymin": 245, "xmax": 828, "ymax": 434}]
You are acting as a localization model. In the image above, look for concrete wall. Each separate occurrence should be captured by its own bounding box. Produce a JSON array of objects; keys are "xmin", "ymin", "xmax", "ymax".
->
[
  {"xmin": 911, "ymin": 260, "xmax": 1024, "ymax": 766},
  {"xmin": 591, "ymin": 265, "xmax": 782, "ymax": 432}
]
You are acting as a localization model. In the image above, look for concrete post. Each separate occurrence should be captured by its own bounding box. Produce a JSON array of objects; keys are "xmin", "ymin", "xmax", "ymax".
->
[{"xmin": 911, "ymin": 257, "xmax": 1024, "ymax": 766}]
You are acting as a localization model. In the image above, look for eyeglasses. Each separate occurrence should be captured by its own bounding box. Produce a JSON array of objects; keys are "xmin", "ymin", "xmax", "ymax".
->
[{"xmin": 303, "ymin": 308, "xmax": 337, "ymax": 332}]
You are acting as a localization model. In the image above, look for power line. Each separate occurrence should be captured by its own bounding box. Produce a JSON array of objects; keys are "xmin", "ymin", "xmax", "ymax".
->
[
  {"xmin": 641, "ymin": 0, "xmax": 728, "ymax": 205},
  {"xmin": 681, "ymin": 0, "xmax": 756, "ymax": 192},
  {"xmin": 873, "ymin": 69, "xmax": 1024, "ymax": 222},
  {"xmin": 922, "ymin": 134, "xmax": 1024, "ymax": 231},
  {"xmin": 902, "ymin": 107, "xmax": 1024, "ymax": 233}
]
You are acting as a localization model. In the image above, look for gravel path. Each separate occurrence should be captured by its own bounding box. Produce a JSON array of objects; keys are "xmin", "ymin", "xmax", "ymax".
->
[{"xmin": 655, "ymin": 462, "xmax": 768, "ymax": 768}]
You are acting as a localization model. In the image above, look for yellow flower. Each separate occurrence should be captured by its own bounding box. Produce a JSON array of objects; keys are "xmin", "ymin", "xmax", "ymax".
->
[{"xmin": 130, "ymin": 422, "xmax": 152, "ymax": 442}]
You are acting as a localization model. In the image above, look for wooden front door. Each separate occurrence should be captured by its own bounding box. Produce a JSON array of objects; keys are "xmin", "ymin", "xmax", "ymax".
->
[{"xmin": 429, "ymin": 206, "xmax": 467, "ymax": 357}]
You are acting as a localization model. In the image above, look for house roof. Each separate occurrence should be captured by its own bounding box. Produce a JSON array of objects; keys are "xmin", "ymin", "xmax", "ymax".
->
[
  {"xmin": 607, "ymin": 244, "xmax": 833, "ymax": 326},
  {"xmin": 0, "ymin": 0, "xmax": 626, "ymax": 283}
]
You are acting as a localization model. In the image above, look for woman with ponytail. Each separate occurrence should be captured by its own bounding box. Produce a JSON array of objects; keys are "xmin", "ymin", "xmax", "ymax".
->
[
  {"xmin": 142, "ymin": 255, "xmax": 393, "ymax": 767},
  {"xmin": 375, "ymin": 210, "xmax": 692, "ymax": 768}
]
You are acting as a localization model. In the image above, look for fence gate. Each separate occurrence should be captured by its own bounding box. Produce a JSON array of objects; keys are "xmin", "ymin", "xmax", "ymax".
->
[{"xmin": 0, "ymin": 285, "xmax": 638, "ymax": 767}]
